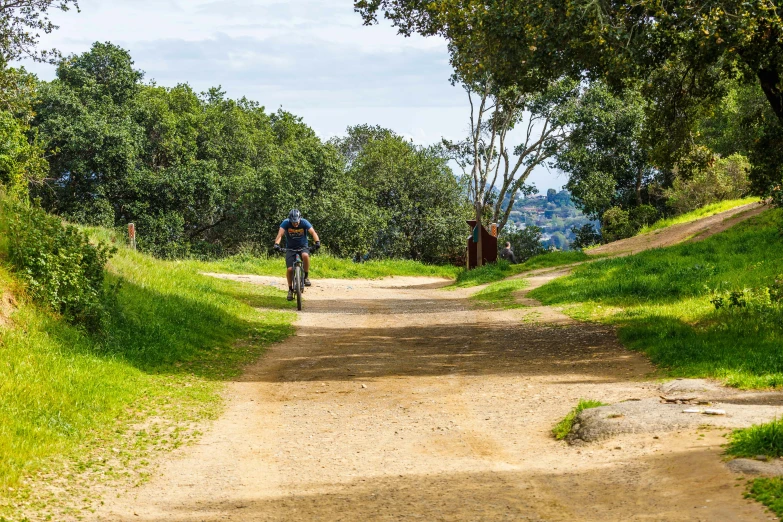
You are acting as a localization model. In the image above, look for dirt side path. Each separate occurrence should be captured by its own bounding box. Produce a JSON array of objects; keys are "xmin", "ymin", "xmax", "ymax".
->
[
  {"xmin": 95, "ymin": 275, "xmax": 772, "ymax": 521},
  {"xmin": 589, "ymin": 202, "xmax": 766, "ymax": 256}
]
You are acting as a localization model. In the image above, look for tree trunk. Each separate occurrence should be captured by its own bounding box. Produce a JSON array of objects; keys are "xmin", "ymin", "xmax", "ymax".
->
[
  {"xmin": 475, "ymin": 205, "xmax": 483, "ymax": 268},
  {"xmin": 635, "ymin": 167, "xmax": 643, "ymax": 205},
  {"xmin": 758, "ymin": 67, "xmax": 783, "ymax": 121}
]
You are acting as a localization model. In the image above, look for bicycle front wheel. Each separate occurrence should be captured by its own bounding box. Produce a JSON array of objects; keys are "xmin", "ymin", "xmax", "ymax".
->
[{"xmin": 294, "ymin": 265, "xmax": 303, "ymax": 311}]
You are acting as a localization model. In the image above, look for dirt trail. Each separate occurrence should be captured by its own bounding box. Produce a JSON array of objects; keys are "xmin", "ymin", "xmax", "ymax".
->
[{"xmin": 95, "ymin": 269, "xmax": 776, "ymax": 521}]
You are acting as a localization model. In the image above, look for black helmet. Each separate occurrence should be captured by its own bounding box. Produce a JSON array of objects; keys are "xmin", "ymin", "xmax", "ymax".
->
[{"xmin": 288, "ymin": 209, "xmax": 301, "ymax": 224}]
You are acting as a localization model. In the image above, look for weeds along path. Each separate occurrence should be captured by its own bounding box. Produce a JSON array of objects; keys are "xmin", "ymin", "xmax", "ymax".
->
[{"xmin": 95, "ymin": 274, "xmax": 769, "ymax": 521}]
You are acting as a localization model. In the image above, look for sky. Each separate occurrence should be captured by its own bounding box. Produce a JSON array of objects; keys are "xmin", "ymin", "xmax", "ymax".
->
[{"xmin": 20, "ymin": 0, "xmax": 564, "ymax": 191}]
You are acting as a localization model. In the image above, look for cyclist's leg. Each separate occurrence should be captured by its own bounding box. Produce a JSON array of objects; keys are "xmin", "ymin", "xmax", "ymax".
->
[
  {"xmin": 302, "ymin": 250, "xmax": 312, "ymax": 286},
  {"xmin": 285, "ymin": 251, "xmax": 296, "ymax": 300}
]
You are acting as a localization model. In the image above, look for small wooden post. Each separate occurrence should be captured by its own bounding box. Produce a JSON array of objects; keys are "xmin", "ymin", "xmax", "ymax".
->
[{"xmin": 128, "ymin": 223, "xmax": 136, "ymax": 251}]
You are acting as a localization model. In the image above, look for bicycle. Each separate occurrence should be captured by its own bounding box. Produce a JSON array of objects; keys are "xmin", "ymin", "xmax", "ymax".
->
[{"xmin": 280, "ymin": 247, "xmax": 313, "ymax": 311}]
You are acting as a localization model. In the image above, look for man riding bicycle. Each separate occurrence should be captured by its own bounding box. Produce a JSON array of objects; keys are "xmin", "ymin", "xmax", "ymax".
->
[{"xmin": 274, "ymin": 209, "xmax": 321, "ymax": 301}]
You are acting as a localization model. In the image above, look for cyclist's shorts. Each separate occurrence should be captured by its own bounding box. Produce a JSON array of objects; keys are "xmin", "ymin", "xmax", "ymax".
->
[{"xmin": 286, "ymin": 248, "xmax": 310, "ymax": 269}]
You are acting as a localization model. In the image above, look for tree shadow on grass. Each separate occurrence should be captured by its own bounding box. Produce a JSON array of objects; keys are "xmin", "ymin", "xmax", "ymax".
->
[{"xmin": 38, "ymin": 275, "xmax": 295, "ymax": 381}]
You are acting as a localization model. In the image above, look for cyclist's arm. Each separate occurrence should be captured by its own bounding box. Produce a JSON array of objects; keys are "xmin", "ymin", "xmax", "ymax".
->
[
  {"xmin": 308, "ymin": 227, "xmax": 320, "ymax": 243},
  {"xmin": 274, "ymin": 227, "xmax": 285, "ymax": 246}
]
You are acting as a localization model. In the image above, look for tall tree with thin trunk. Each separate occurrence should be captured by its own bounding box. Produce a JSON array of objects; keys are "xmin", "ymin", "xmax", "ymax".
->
[{"xmin": 444, "ymin": 77, "xmax": 578, "ymax": 266}]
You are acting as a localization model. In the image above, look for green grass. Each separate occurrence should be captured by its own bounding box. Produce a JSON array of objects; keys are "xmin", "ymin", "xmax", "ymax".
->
[
  {"xmin": 745, "ymin": 478, "xmax": 783, "ymax": 519},
  {"xmin": 470, "ymin": 279, "xmax": 530, "ymax": 309},
  {"xmin": 453, "ymin": 259, "xmax": 523, "ymax": 287},
  {"xmin": 531, "ymin": 208, "xmax": 783, "ymax": 389},
  {"xmin": 517, "ymin": 250, "xmax": 591, "ymax": 269},
  {"xmin": 727, "ymin": 419, "xmax": 783, "ymax": 459},
  {"xmin": 452, "ymin": 251, "xmax": 591, "ymax": 289},
  {"xmin": 637, "ymin": 197, "xmax": 759, "ymax": 235},
  {"xmin": 189, "ymin": 252, "xmax": 460, "ymax": 280},
  {"xmin": 552, "ymin": 399, "xmax": 607, "ymax": 440},
  {"xmin": 0, "ymin": 228, "xmax": 295, "ymax": 519}
]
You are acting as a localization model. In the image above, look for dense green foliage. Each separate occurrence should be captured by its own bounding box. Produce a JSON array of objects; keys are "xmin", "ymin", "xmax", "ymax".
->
[
  {"xmin": 331, "ymin": 125, "xmax": 471, "ymax": 262},
  {"xmin": 552, "ymin": 399, "xmax": 606, "ymax": 440},
  {"xmin": 600, "ymin": 205, "xmax": 658, "ymax": 243},
  {"xmin": 1, "ymin": 198, "xmax": 114, "ymax": 331},
  {"xmin": 554, "ymin": 83, "xmax": 658, "ymax": 219},
  {"xmin": 665, "ymin": 155, "xmax": 751, "ymax": 215},
  {"xmin": 356, "ymin": 0, "xmax": 783, "ymax": 200},
  {"xmin": 27, "ymin": 44, "xmax": 469, "ymax": 263},
  {"xmin": 531, "ymin": 209, "xmax": 783, "ymax": 388}
]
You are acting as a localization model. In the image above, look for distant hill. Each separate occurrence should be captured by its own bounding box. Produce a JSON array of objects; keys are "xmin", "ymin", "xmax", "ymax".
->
[{"xmin": 506, "ymin": 190, "xmax": 596, "ymax": 250}]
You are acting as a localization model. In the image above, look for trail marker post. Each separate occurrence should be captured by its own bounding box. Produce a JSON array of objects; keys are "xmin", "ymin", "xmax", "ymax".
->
[{"xmin": 128, "ymin": 223, "xmax": 136, "ymax": 251}]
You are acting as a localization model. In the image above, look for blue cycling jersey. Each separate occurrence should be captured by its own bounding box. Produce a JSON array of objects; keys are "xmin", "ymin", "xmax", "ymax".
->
[{"xmin": 280, "ymin": 218, "xmax": 312, "ymax": 249}]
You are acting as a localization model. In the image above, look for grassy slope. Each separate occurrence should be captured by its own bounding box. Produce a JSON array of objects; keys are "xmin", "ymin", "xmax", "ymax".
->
[
  {"xmin": 530, "ymin": 208, "xmax": 783, "ymax": 389},
  {"xmin": 637, "ymin": 197, "xmax": 759, "ymax": 235},
  {"xmin": 0, "ymin": 235, "xmax": 294, "ymax": 519}
]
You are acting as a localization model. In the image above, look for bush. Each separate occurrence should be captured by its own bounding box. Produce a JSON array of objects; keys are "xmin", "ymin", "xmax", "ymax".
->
[
  {"xmin": 629, "ymin": 204, "xmax": 659, "ymax": 229},
  {"xmin": 666, "ymin": 154, "xmax": 751, "ymax": 215},
  {"xmin": 601, "ymin": 207, "xmax": 634, "ymax": 242},
  {"xmin": 601, "ymin": 205, "xmax": 660, "ymax": 242},
  {"xmin": 571, "ymin": 223, "xmax": 601, "ymax": 249},
  {"xmin": 3, "ymin": 200, "xmax": 115, "ymax": 331}
]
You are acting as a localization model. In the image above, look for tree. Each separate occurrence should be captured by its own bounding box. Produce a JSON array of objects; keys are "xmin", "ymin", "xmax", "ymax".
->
[
  {"xmin": 334, "ymin": 125, "xmax": 471, "ymax": 263},
  {"xmin": 0, "ymin": 0, "xmax": 79, "ymax": 65},
  {"xmin": 554, "ymin": 82, "xmax": 660, "ymax": 219},
  {"xmin": 444, "ymin": 76, "xmax": 578, "ymax": 266},
  {"xmin": 354, "ymin": 0, "xmax": 783, "ymax": 197}
]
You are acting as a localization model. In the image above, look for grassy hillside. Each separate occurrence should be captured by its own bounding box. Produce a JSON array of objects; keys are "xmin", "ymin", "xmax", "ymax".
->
[
  {"xmin": 0, "ymin": 224, "xmax": 295, "ymax": 520},
  {"xmin": 531, "ymin": 208, "xmax": 783, "ymax": 389}
]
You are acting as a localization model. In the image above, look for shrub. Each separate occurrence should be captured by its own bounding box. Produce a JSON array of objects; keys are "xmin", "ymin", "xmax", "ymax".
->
[
  {"xmin": 629, "ymin": 204, "xmax": 659, "ymax": 229},
  {"xmin": 601, "ymin": 207, "xmax": 634, "ymax": 242},
  {"xmin": 571, "ymin": 223, "xmax": 601, "ymax": 249},
  {"xmin": 3, "ymin": 200, "xmax": 115, "ymax": 331},
  {"xmin": 666, "ymin": 153, "xmax": 751, "ymax": 215}
]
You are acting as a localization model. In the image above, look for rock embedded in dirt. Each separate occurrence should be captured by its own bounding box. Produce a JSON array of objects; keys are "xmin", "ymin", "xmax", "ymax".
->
[
  {"xmin": 660, "ymin": 379, "xmax": 723, "ymax": 396},
  {"xmin": 567, "ymin": 398, "xmax": 783, "ymax": 444},
  {"xmin": 726, "ymin": 459, "xmax": 783, "ymax": 476}
]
